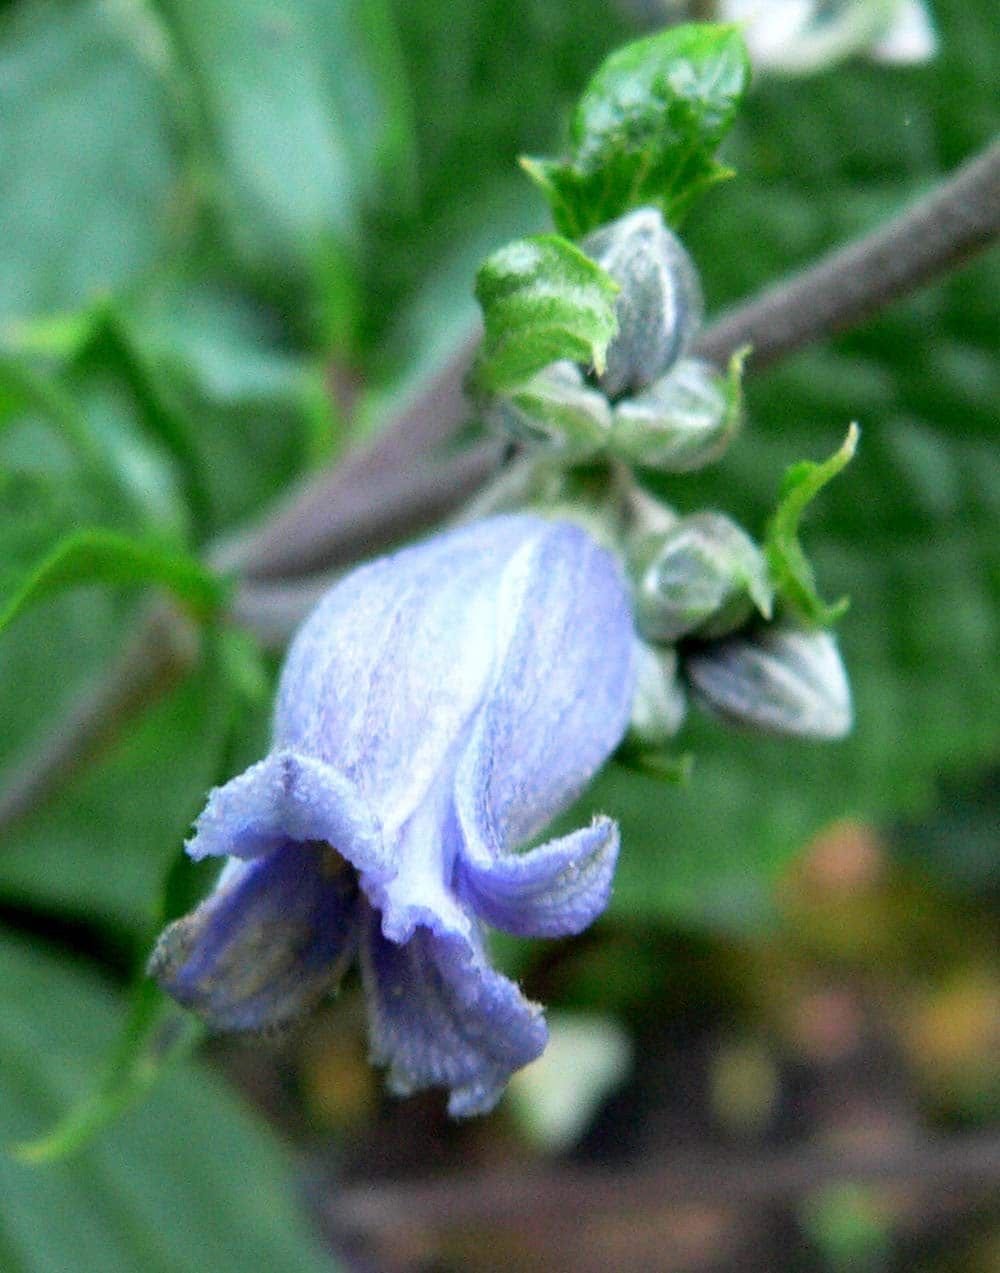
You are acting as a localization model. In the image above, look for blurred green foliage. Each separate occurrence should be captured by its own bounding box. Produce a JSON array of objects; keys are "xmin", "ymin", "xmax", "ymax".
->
[
  {"xmin": 0, "ymin": 933, "xmax": 332, "ymax": 1271},
  {"xmin": 0, "ymin": 0, "xmax": 996, "ymax": 1265}
]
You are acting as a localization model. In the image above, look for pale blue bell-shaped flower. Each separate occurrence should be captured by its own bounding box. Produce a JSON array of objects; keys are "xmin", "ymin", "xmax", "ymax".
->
[{"xmin": 150, "ymin": 515, "xmax": 636, "ymax": 1115}]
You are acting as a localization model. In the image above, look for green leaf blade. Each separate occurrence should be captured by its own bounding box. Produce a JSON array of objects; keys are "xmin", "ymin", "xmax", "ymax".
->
[
  {"xmin": 524, "ymin": 24, "xmax": 750, "ymax": 237},
  {"xmin": 76, "ymin": 309, "xmax": 213, "ymax": 539},
  {"xmin": 765, "ymin": 424, "xmax": 860, "ymax": 626},
  {"xmin": 0, "ymin": 933, "xmax": 340, "ymax": 1272},
  {"xmin": 0, "ymin": 530, "xmax": 226, "ymax": 636},
  {"xmin": 474, "ymin": 235, "xmax": 619, "ymax": 393}
]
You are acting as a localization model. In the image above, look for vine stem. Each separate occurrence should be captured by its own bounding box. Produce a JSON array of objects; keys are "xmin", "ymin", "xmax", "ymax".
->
[
  {"xmin": 209, "ymin": 327, "xmax": 488, "ymax": 581},
  {"xmin": 1, "ymin": 142, "xmax": 997, "ymax": 835},
  {"xmin": 693, "ymin": 138, "xmax": 1000, "ymax": 369}
]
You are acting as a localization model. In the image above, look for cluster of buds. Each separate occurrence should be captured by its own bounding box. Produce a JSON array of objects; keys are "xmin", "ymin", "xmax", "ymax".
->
[
  {"xmin": 484, "ymin": 206, "xmax": 853, "ymax": 754},
  {"xmin": 627, "ymin": 508, "xmax": 852, "ymax": 748},
  {"xmin": 488, "ymin": 208, "xmax": 741, "ymax": 472}
]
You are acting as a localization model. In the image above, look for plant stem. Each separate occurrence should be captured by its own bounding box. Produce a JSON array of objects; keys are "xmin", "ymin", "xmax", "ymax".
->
[
  {"xmin": 211, "ymin": 328, "xmax": 487, "ymax": 581},
  {"xmin": 223, "ymin": 141, "xmax": 1000, "ymax": 583},
  {"xmin": 693, "ymin": 138, "xmax": 1000, "ymax": 369}
]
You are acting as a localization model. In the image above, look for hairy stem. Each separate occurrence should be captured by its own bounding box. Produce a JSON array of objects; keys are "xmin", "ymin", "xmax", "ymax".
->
[
  {"xmin": 0, "ymin": 605, "xmax": 198, "ymax": 835},
  {"xmin": 224, "ymin": 141, "xmax": 1000, "ymax": 583},
  {"xmin": 212, "ymin": 328, "xmax": 486, "ymax": 581},
  {"xmin": 693, "ymin": 138, "xmax": 1000, "ymax": 369}
]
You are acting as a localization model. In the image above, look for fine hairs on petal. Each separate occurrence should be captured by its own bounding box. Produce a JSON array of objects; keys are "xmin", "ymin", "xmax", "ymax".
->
[
  {"xmin": 360, "ymin": 905, "xmax": 548, "ymax": 1117},
  {"xmin": 153, "ymin": 515, "xmax": 636, "ymax": 1113},
  {"xmin": 186, "ymin": 749, "xmax": 388, "ymax": 882}
]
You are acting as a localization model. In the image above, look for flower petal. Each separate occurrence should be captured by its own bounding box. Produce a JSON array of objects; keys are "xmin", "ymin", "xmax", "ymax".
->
[
  {"xmin": 274, "ymin": 516, "xmax": 557, "ymax": 840},
  {"xmin": 456, "ymin": 817, "xmax": 620, "ymax": 938},
  {"xmin": 186, "ymin": 749, "xmax": 387, "ymax": 881},
  {"xmin": 360, "ymin": 906, "xmax": 547, "ymax": 1116},
  {"xmin": 149, "ymin": 841, "xmax": 359, "ymax": 1032},
  {"xmin": 453, "ymin": 520, "xmax": 635, "ymax": 857}
]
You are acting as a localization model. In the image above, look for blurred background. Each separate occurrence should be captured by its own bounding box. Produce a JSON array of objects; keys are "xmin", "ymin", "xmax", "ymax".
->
[{"xmin": 0, "ymin": 1, "xmax": 996, "ymax": 1270}]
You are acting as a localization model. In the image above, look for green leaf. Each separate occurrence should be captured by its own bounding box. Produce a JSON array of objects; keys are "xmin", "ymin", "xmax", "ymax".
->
[
  {"xmin": 0, "ymin": 530, "xmax": 226, "ymax": 636},
  {"xmin": 0, "ymin": 932, "xmax": 339, "ymax": 1272},
  {"xmin": 9, "ymin": 626, "xmax": 264, "ymax": 1162},
  {"xmin": 521, "ymin": 24, "xmax": 750, "ymax": 238},
  {"xmin": 151, "ymin": 0, "xmax": 411, "ymax": 333},
  {"xmin": 764, "ymin": 423, "xmax": 859, "ymax": 626},
  {"xmin": 0, "ymin": 355, "xmax": 102, "ymax": 477},
  {"xmin": 74, "ymin": 308, "xmax": 213, "ymax": 538},
  {"xmin": 474, "ymin": 235, "xmax": 619, "ymax": 392},
  {"xmin": 353, "ymin": 0, "xmax": 633, "ymax": 362},
  {"xmin": 0, "ymin": 0, "xmax": 179, "ymax": 322},
  {"xmin": 0, "ymin": 626, "xmax": 257, "ymax": 934},
  {"xmin": 124, "ymin": 280, "xmax": 338, "ymax": 527},
  {"xmin": 12, "ymin": 979, "xmax": 200, "ymax": 1165}
]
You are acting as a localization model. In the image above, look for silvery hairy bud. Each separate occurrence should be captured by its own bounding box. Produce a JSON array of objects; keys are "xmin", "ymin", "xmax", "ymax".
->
[
  {"xmin": 487, "ymin": 361, "xmax": 612, "ymax": 459},
  {"xmin": 685, "ymin": 625, "xmax": 853, "ymax": 740},
  {"xmin": 583, "ymin": 208, "xmax": 703, "ymax": 400},
  {"xmin": 611, "ymin": 357, "xmax": 741, "ymax": 472},
  {"xmin": 629, "ymin": 642, "xmax": 687, "ymax": 748},
  {"xmin": 631, "ymin": 512, "xmax": 773, "ymax": 644}
]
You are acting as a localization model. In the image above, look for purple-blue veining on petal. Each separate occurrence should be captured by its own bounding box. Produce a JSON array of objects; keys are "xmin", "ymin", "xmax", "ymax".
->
[
  {"xmin": 364, "ymin": 768, "xmax": 472, "ymax": 947},
  {"xmin": 156, "ymin": 514, "xmax": 637, "ymax": 1111},
  {"xmin": 451, "ymin": 520, "xmax": 634, "ymax": 880},
  {"xmin": 455, "ymin": 816, "xmax": 620, "ymax": 938},
  {"xmin": 149, "ymin": 840, "xmax": 360, "ymax": 1032},
  {"xmin": 273, "ymin": 516, "xmax": 554, "ymax": 842},
  {"xmin": 344, "ymin": 517, "xmax": 634, "ymax": 945},
  {"xmin": 186, "ymin": 749, "xmax": 387, "ymax": 881},
  {"xmin": 359, "ymin": 903, "xmax": 547, "ymax": 1117}
]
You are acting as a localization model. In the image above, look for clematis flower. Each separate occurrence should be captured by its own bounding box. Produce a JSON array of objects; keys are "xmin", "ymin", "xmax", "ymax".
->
[{"xmin": 151, "ymin": 514, "xmax": 636, "ymax": 1115}]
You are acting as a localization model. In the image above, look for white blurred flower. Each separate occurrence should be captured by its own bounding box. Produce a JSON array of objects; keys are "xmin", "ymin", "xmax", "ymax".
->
[
  {"xmin": 712, "ymin": 1, "xmax": 937, "ymax": 73},
  {"xmin": 870, "ymin": 0, "xmax": 938, "ymax": 63},
  {"xmin": 508, "ymin": 1013, "xmax": 632, "ymax": 1151}
]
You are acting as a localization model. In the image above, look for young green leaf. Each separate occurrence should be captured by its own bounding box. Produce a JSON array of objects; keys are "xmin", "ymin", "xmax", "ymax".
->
[
  {"xmin": 765, "ymin": 424, "xmax": 860, "ymax": 626},
  {"xmin": 77, "ymin": 308, "xmax": 213, "ymax": 538},
  {"xmin": 521, "ymin": 24, "xmax": 750, "ymax": 238},
  {"xmin": 474, "ymin": 235, "xmax": 619, "ymax": 393},
  {"xmin": 0, "ymin": 529, "xmax": 227, "ymax": 635}
]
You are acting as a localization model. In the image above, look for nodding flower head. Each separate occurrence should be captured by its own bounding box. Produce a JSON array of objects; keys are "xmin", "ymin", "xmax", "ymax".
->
[{"xmin": 150, "ymin": 514, "xmax": 636, "ymax": 1115}]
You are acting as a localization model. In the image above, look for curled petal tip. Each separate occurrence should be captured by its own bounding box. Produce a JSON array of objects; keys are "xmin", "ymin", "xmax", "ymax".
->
[
  {"xmin": 458, "ymin": 817, "xmax": 621, "ymax": 939},
  {"xmin": 186, "ymin": 749, "xmax": 387, "ymax": 879}
]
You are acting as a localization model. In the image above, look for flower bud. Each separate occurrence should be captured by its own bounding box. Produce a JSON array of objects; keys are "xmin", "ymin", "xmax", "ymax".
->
[
  {"xmin": 632, "ymin": 512, "xmax": 773, "ymax": 644},
  {"xmin": 611, "ymin": 357, "xmax": 741, "ymax": 472},
  {"xmin": 685, "ymin": 626, "xmax": 853, "ymax": 740},
  {"xmin": 486, "ymin": 360, "xmax": 611, "ymax": 459},
  {"xmin": 583, "ymin": 208, "xmax": 703, "ymax": 399},
  {"xmin": 629, "ymin": 642, "xmax": 687, "ymax": 748}
]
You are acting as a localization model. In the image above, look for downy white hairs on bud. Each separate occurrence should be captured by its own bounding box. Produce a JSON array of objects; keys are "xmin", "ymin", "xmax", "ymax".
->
[
  {"xmin": 685, "ymin": 625, "xmax": 853, "ymax": 740},
  {"xmin": 583, "ymin": 208, "xmax": 703, "ymax": 400},
  {"xmin": 486, "ymin": 361, "xmax": 612, "ymax": 459},
  {"xmin": 629, "ymin": 642, "xmax": 688, "ymax": 748},
  {"xmin": 612, "ymin": 357, "xmax": 741, "ymax": 472},
  {"xmin": 632, "ymin": 512, "xmax": 774, "ymax": 644}
]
